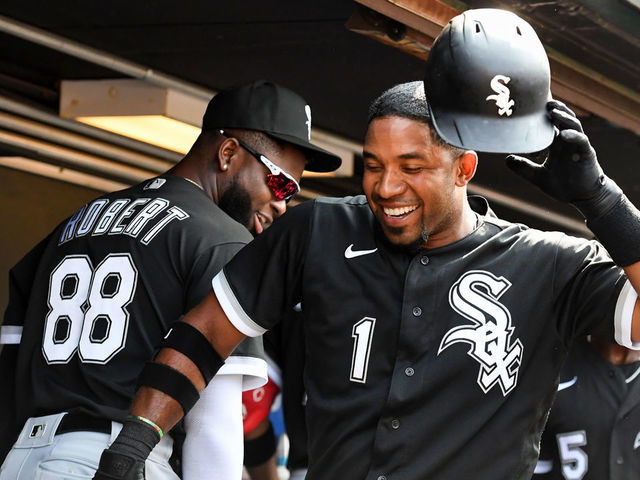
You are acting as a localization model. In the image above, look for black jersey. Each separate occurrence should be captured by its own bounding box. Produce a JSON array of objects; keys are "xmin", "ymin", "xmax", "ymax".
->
[
  {"xmin": 0, "ymin": 175, "xmax": 265, "ymax": 458},
  {"xmin": 212, "ymin": 195, "xmax": 635, "ymax": 480},
  {"xmin": 535, "ymin": 337, "xmax": 640, "ymax": 480}
]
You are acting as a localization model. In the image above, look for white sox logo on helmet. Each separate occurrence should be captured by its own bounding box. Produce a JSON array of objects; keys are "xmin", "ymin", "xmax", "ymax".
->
[
  {"xmin": 438, "ymin": 270, "xmax": 523, "ymax": 396},
  {"xmin": 486, "ymin": 75, "xmax": 515, "ymax": 116}
]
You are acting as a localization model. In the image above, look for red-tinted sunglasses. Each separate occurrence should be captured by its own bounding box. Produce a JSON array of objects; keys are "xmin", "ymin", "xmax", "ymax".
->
[{"xmin": 220, "ymin": 130, "xmax": 300, "ymax": 202}]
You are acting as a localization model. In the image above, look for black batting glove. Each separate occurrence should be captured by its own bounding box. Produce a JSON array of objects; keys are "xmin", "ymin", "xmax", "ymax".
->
[
  {"xmin": 92, "ymin": 417, "xmax": 161, "ymax": 480},
  {"xmin": 93, "ymin": 449, "xmax": 144, "ymax": 480},
  {"xmin": 505, "ymin": 100, "xmax": 621, "ymax": 220},
  {"xmin": 506, "ymin": 100, "xmax": 640, "ymax": 267}
]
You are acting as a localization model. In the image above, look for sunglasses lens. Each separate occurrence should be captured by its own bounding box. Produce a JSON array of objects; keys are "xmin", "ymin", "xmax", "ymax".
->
[{"xmin": 267, "ymin": 173, "xmax": 299, "ymax": 201}]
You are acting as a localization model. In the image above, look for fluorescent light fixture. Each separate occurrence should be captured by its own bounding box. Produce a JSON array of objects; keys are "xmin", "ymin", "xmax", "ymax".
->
[
  {"xmin": 60, "ymin": 79, "xmax": 208, "ymax": 154},
  {"xmin": 76, "ymin": 115, "xmax": 200, "ymax": 154}
]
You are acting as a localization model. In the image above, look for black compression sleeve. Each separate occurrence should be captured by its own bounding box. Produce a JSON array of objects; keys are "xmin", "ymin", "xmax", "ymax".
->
[
  {"xmin": 161, "ymin": 321, "xmax": 225, "ymax": 384},
  {"xmin": 138, "ymin": 362, "xmax": 200, "ymax": 415}
]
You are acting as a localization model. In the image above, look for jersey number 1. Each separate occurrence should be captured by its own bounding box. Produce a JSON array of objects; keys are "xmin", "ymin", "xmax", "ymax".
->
[
  {"xmin": 42, "ymin": 253, "xmax": 138, "ymax": 365},
  {"xmin": 350, "ymin": 317, "xmax": 376, "ymax": 383}
]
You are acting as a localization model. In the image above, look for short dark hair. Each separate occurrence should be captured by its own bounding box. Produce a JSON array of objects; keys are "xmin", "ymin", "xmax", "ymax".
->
[{"xmin": 368, "ymin": 81, "xmax": 464, "ymax": 157}]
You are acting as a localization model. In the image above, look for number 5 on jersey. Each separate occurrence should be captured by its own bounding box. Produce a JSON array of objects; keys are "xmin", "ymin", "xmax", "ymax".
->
[{"xmin": 42, "ymin": 253, "xmax": 138, "ymax": 365}]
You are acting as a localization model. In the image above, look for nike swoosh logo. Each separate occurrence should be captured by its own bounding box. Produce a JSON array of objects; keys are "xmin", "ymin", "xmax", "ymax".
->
[
  {"xmin": 557, "ymin": 376, "xmax": 578, "ymax": 391},
  {"xmin": 344, "ymin": 244, "xmax": 378, "ymax": 259}
]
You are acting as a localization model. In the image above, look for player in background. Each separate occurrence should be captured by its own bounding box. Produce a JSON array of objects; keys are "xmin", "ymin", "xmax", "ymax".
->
[
  {"xmin": 0, "ymin": 80, "xmax": 340, "ymax": 480},
  {"xmin": 533, "ymin": 335, "xmax": 640, "ymax": 480},
  {"xmin": 243, "ymin": 305, "xmax": 308, "ymax": 480},
  {"xmin": 92, "ymin": 10, "xmax": 640, "ymax": 480}
]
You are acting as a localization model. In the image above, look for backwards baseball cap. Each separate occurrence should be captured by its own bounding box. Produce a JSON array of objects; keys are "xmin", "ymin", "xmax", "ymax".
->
[{"xmin": 202, "ymin": 80, "xmax": 341, "ymax": 172}]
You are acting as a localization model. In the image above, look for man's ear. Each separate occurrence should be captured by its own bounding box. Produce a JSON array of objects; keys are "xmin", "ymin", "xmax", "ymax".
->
[
  {"xmin": 455, "ymin": 150, "xmax": 478, "ymax": 187},
  {"xmin": 218, "ymin": 137, "xmax": 239, "ymax": 172}
]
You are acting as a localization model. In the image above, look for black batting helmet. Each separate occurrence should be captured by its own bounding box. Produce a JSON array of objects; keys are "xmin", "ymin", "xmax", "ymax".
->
[{"xmin": 424, "ymin": 8, "xmax": 554, "ymax": 154}]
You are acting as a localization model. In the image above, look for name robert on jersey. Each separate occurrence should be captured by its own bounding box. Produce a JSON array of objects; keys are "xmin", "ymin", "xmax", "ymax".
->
[{"xmin": 58, "ymin": 196, "xmax": 189, "ymax": 246}]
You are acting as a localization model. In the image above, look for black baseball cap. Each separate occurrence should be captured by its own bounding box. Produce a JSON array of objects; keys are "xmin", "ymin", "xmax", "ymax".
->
[{"xmin": 202, "ymin": 80, "xmax": 342, "ymax": 172}]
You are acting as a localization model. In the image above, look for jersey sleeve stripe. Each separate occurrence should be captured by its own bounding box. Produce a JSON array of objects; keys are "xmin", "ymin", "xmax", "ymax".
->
[
  {"xmin": 614, "ymin": 279, "xmax": 640, "ymax": 349},
  {"xmin": 0, "ymin": 325, "xmax": 22, "ymax": 344},
  {"xmin": 212, "ymin": 271, "xmax": 267, "ymax": 338},
  {"xmin": 218, "ymin": 355, "xmax": 268, "ymax": 391}
]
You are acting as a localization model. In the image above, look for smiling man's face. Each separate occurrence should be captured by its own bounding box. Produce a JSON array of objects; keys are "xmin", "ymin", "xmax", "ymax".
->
[{"xmin": 362, "ymin": 116, "xmax": 472, "ymax": 250}]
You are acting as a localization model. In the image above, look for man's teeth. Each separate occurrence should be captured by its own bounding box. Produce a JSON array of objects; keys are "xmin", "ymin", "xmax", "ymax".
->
[{"xmin": 383, "ymin": 205, "xmax": 418, "ymax": 217}]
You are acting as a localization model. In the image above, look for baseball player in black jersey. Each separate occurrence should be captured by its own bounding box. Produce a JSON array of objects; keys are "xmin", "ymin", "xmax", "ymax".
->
[
  {"xmin": 534, "ymin": 335, "xmax": 640, "ymax": 479},
  {"xmin": 0, "ymin": 80, "xmax": 341, "ymax": 479},
  {"xmin": 93, "ymin": 9, "xmax": 640, "ymax": 480}
]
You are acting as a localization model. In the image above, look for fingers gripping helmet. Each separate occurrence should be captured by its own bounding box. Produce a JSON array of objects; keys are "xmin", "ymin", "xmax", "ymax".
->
[{"xmin": 424, "ymin": 8, "xmax": 554, "ymax": 154}]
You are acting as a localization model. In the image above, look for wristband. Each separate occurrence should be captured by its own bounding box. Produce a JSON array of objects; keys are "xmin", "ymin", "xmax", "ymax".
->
[
  {"xmin": 583, "ymin": 193, "xmax": 640, "ymax": 267},
  {"xmin": 244, "ymin": 422, "xmax": 277, "ymax": 467},
  {"xmin": 138, "ymin": 362, "xmax": 200, "ymax": 415},
  {"xmin": 128, "ymin": 414, "xmax": 163, "ymax": 439}
]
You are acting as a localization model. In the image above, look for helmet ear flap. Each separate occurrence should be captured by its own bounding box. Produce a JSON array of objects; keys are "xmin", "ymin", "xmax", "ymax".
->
[{"xmin": 424, "ymin": 8, "xmax": 554, "ymax": 155}]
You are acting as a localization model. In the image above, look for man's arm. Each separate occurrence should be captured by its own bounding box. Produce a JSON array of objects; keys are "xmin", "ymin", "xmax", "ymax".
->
[
  {"xmin": 244, "ymin": 417, "xmax": 279, "ymax": 480},
  {"xmin": 0, "ymin": 235, "xmax": 50, "ymax": 462},
  {"xmin": 93, "ymin": 290, "xmax": 246, "ymax": 480},
  {"xmin": 132, "ymin": 289, "xmax": 246, "ymax": 431},
  {"xmin": 507, "ymin": 100, "xmax": 640, "ymax": 346}
]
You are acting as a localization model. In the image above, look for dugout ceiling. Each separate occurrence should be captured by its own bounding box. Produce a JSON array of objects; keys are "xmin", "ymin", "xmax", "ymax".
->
[{"xmin": 0, "ymin": 0, "xmax": 639, "ymax": 312}]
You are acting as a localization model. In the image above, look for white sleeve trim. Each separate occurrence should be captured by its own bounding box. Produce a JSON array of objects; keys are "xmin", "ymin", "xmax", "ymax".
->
[
  {"xmin": 614, "ymin": 279, "xmax": 640, "ymax": 350},
  {"xmin": 533, "ymin": 459, "xmax": 553, "ymax": 474},
  {"xmin": 217, "ymin": 355, "xmax": 268, "ymax": 391},
  {"xmin": 212, "ymin": 270, "xmax": 267, "ymax": 338},
  {"xmin": 265, "ymin": 353, "xmax": 282, "ymax": 388},
  {"xmin": 0, "ymin": 325, "xmax": 22, "ymax": 344}
]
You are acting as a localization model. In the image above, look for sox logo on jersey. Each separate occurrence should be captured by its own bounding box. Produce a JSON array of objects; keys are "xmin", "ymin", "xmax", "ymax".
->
[{"xmin": 438, "ymin": 270, "xmax": 523, "ymax": 396}]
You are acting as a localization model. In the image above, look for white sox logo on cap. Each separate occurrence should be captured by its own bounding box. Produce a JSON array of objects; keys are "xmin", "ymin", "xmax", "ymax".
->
[
  {"xmin": 486, "ymin": 75, "xmax": 514, "ymax": 116},
  {"xmin": 438, "ymin": 270, "xmax": 523, "ymax": 396}
]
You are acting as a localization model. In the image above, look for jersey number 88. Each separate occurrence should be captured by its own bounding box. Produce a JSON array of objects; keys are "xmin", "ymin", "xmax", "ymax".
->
[{"xmin": 42, "ymin": 253, "xmax": 138, "ymax": 365}]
